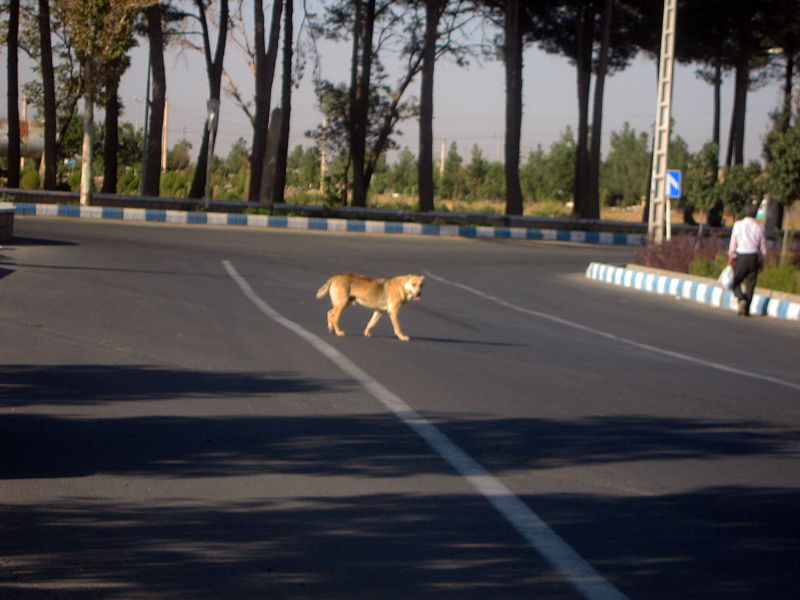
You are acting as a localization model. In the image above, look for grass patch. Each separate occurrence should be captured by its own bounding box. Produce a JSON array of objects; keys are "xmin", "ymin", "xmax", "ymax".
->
[
  {"xmin": 690, "ymin": 254, "xmax": 728, "ymax": 279},
  {"xmin": 758, "ymin": 260, "xmax": 800, "ymax": 295}
]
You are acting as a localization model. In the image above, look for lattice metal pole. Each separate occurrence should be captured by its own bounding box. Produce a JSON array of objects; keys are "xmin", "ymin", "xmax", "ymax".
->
[{"xmin": 647, "ymin": 0, "xmax": 677, "ymax": 243}]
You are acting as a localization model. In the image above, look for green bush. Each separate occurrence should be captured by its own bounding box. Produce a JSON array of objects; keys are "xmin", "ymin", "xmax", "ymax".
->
[
  {"xmin": 759, "ymin": 260, "xmax": 800, "ymax": 295},
  {"xmin": 67, "ymin": 170, "xmax": 81, "ymax": 191},
  {"xmin": 117, "ymin": 170, "xmax": 139, "ymax": 194},
  {"xmin": 20, "ymin": 169, "xmax": 41, "ymax": 190},
  {"xmin": 160, "ymin": 171, "xmax": 190, "ymax": 198},
  {"xmin": 689, "ymin": 254, "xmax": 727, "ymax": 279}
]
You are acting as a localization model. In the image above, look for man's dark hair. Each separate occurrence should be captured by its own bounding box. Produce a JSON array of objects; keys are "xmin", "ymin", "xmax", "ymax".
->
[{"xmin": 744, "ymin": 202, "xmax": 758, "ymax": 218}]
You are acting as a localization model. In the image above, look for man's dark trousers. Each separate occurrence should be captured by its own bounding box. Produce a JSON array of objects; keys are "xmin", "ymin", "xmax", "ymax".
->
[{"xmin": 732, "ymin": 253, "xmax": 760, "ymax": 316}]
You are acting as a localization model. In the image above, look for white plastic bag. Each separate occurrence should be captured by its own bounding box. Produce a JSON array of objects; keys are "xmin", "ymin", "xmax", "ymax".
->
[{"xmin": 717, "ymin": 265, "xmax": 734, "ymax": 290}]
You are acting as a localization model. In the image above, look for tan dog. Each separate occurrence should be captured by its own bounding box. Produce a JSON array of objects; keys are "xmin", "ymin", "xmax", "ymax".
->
[{"xmin": 316, "ymin": 273, "xmax": 425, "ymax": 341}]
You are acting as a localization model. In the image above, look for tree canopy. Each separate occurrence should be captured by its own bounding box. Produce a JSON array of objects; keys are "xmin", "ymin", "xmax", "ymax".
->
[{"xmin": 3, "ymin": 0, "xmax": 798, "ymax": 224}]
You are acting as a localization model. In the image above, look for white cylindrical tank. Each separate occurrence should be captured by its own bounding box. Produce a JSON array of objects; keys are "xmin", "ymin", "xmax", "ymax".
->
[{"xmin": 0, "ymin": 119, "xmax": 45, "ymax": 158}]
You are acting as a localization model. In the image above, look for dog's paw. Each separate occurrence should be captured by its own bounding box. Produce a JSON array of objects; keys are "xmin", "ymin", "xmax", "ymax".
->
[
  {"xmin": 363, "ymin": 330, "xmax": 372, "ymax": 337},
  {"xmin": 396, "ymin": 334, "xmax": 410, "ymax": 342}
]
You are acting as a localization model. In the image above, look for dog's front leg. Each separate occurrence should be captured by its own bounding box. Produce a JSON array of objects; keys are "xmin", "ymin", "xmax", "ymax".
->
[
  {"xmin": 363, "ymin": 310, "xmax": 382, "ymax": 337},
  {"xmin": 387, "ymin": 308, "xmax": 409, "ymax": 341}
]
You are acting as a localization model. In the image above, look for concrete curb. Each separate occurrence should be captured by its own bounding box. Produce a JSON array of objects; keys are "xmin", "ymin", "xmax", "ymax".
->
[
  {"xmin": 11, "ymin": 202, "xmax": 648, "ymax": 245},
  {"xmin": 586, "ymin": 262, "xmax": 800, "ymax": 321}
]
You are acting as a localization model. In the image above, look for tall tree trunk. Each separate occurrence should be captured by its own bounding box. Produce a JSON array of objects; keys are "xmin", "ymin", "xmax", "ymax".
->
[
  {"xmin": 189, "ymin": 0, "xmax": 229, "ymax": 199},
  {"xmin": 347, "ymin": 0, "xmax": 363, "ymax": 205},
  {"xmin": 503, "ymin": 0, "xmax": 523, "ymax": 216},
  {"xmin": 726, "ymin": 57, "xmax": 748, "ymax": 167},
  {"xmin": 249, "ymin": 0, "xmax": 266, "ymax": 203},
  {"xmin": 418, "ymin": 0, "xmax": 443, "ymax": 212},
  {"xmin": 102, "ymin": 85, "xmax": 120, "ymax": 193},
  {"xmin": 259, "ymin": 107, "xmax": 282, "ymax": 201},
  {"xmin": 249, "ymin": 0, "xmax": 283, "ymax": 204},
  {"xmin": 6, "ymin": 0, "xmax": 21, "ymax": 188},
  {"xmin": 271, "ymin": 0, "xmax": 293, "ymax": 205},
  {"xmin": 712, "ymin": 61, "xmax": 722, "ymax": 153},
  {"xmin": 79, "ymin": 57, "xmax": 95, "ymax": 206},
  {"xmin": 572, "ymin": 7, "xmax": 592, "ymax": 218},
  {"xmin": 586, "ymin": 0, "xmax": 612, "ymax": 220},
  {"xmin": 144, "ymin": 4, "xmax": 166, "ymax": 197},
  {"xmin": 38, "ymin": 0, "xmax": 58, "ymax": 189},
  {"xmin": 697, "ymin": 59, "xmax": 724, "ymax": 227},
  {"xmin": 768, "ymin": 51, "xmax": 793, "ymax": 231},
  {"xmin": 781, "ymin": 53, "xmax": 794, "ymax": 132},
  {"xmin": 350, "ymin": 0, "xmax": 377, "ymax": 208}
]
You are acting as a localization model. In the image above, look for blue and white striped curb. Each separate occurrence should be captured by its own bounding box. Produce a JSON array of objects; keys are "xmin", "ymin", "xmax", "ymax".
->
[
  {"xmin": 586, "ymin": 262, "xmax": 800, "ymax": 321},
  {"xmin": 12, "ymin": 202, "xmax": 647, "ymax": 246}
]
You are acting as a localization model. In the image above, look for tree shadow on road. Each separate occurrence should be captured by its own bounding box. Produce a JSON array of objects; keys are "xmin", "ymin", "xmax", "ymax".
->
[
  {"xmin": 1, "ymin": 364, "xmax": 346, "ymax": 408},
  {"xmin": 4, "ymin": 365, "xmax": 796, "ymax": 480},
  {"xmin": 2, "ymin": 487, "xmax": 798, "ymax": 599},
  {"xmin": 6, "ymin": 236, "xmax": 78, "ymax": 247},
  {"xmin": 1, "ymin": 364, "xmax": 799, "ymax": 598}
]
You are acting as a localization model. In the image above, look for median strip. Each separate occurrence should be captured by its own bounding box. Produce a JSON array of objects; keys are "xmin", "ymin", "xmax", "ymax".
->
[
  {"xmin": 586, "ymin": 262, "xmax": 800, "ymax": 322},
  {"xmin": 11, "ymin": 201, "xmax": 646, "ymax": 245}
]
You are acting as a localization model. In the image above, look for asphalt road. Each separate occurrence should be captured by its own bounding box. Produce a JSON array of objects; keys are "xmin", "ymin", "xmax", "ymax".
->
[{"xmin": 2, "ymin": 217, "xmax": 799, "ymax": 600}]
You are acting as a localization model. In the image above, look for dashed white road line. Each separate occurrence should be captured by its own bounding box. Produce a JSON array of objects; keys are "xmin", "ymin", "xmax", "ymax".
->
[
  {"xmin": 424, "ymin": 270, "xmax": 800, "ymax": 394},
  {"xmin": 223, "ymin": 260, "xmax": 630, "ymax": 600}
]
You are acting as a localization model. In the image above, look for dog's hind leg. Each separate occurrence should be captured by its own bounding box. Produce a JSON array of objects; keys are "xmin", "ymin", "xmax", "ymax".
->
[
  {"xmin": 363, "ymin": 310, "xmax": 383, "ymax": 337},
  {"xmin": 328, "ymin": 305, "xmax": 347, "ymax": 336}
]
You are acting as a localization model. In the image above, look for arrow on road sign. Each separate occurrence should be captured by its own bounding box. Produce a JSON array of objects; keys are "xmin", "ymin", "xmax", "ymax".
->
[{"xmin": 666, "ymin": 170, "xmax": 682, "ymax": 198}]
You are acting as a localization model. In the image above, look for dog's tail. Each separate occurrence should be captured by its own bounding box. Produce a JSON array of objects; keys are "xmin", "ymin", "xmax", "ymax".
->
[{"xmin": 315, "ymin": 277, "xmax": 332, "ymax": 299}]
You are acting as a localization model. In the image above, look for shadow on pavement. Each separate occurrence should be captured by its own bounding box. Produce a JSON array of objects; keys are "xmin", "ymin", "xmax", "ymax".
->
[{"xmin": 1, "ymin": 364, "xmax": 798, "ymax": 598}]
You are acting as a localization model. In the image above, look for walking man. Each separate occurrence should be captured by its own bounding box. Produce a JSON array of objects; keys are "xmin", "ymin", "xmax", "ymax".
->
[{"xmin": 728, "ymin": 203, "xmax": 768, "ymax": 316}]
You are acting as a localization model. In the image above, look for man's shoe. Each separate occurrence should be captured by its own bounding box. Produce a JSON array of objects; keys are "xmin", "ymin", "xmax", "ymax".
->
[{"xmin": 738, "ymin": 299, "xmax": 747, "ymax": 316}]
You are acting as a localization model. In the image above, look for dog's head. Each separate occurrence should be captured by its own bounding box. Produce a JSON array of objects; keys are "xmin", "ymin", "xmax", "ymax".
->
[{"xmin": 403, "ymin": 275, "xmax": 425, "ymax": 301}]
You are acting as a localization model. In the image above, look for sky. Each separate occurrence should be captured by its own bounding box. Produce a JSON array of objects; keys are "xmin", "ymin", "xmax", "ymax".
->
[{"xmin": 1, "ymin": 4, "xmax": 787, "ymax": 168}]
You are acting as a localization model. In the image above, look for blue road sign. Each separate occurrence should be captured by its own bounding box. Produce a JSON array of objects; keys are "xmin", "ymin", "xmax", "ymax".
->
[{"xmin": 666, "ymin": 170, "xmax": 682, "ymax": 198}]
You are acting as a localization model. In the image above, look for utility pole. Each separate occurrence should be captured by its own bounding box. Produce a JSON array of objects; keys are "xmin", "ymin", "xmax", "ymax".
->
[{"xmin": 647, "ymin": 0, "xmax": 677, "ymax": 243}]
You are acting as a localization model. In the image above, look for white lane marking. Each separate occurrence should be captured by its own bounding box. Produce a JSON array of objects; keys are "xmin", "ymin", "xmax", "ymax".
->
[
  {"xmin": 223, "ymin": 260, "xmax": 630, "ymax": 600},
  {"xmin": 424, "ymin": 270, "xmax": 800, "ymax": 393}
]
